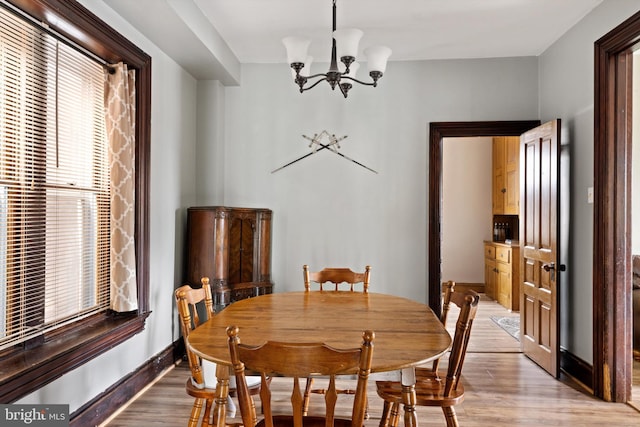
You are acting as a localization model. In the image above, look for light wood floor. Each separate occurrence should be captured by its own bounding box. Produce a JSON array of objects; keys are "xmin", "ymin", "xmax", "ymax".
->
[{"xmin": 103, "ymin": 295, "xmax": 640, "ymax": 426}]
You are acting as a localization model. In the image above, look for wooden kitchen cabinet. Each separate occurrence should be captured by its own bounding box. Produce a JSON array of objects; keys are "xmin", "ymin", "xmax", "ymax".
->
[
  {"xmin": 185, "ymin": 206, "xmax": 273, "ymax": 308},
  {"xmin": 493, "ymin": 136, "xmax": 520, "ymax": 215},
  {"xmin": 484, "ymin": 241, "xmax": 519, "ymax": 311}
]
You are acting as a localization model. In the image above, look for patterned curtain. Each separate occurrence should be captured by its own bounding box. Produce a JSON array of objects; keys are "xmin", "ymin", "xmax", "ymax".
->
[{"xmin": 104, "ymin": 62, "xmax": 137, "ymax": 312}]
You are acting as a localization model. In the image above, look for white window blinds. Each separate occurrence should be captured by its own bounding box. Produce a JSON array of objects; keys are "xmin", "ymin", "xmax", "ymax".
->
[{"xmin": 0, "ymin": 6, "xmax": 110, "ymax": 349}]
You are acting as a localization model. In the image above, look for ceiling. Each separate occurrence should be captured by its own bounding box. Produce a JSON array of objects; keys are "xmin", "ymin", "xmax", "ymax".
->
[{"xmin": 103, "ymin": 0, "xmax": 603, "ymax": 83}]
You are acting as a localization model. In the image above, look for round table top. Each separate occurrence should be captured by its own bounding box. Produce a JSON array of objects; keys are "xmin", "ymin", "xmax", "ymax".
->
[{"xmin": 187, "ymin": 291, "xmax": 452, "ymax": 373}]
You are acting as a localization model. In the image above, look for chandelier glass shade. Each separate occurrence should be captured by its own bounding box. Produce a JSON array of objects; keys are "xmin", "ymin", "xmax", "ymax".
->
[{"xmin": 282, "ymin": 0, "xmax": 392, "ymax": 98}]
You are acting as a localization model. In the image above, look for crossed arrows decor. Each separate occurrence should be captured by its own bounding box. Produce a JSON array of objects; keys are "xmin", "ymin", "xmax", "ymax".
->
[{"xmin": 271, "ymin": 130, "xmax": 378, "ymax": 174}]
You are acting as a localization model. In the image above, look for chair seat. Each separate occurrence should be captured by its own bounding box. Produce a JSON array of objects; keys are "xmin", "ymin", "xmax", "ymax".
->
[
  {"xmin": 376, "ymin": 379, "xmax": 465, "ymax": 407},
  {"xmin": 255, "ymin": 415, "xmax": 354, "ymax": 427},
  {"xmin": 185, "ymin": 377, "xmax": 215, "ymax": 399},
  {"xmin": 415, "ymin": 366, "xmax": 440, "ymax": 378},
  {"xmin": 188, "ymin": 375, "xmax": 262, "ymax": 393}
]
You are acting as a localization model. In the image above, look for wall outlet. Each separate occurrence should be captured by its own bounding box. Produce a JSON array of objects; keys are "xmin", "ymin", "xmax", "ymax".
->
[{"xmin": 587, "ymin": 186, "xmax": 594, "ymax": 204}]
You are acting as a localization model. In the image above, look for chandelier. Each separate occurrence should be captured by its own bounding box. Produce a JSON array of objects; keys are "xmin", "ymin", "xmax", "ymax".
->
[{"xmin": 282, "ymin": 0, "xmax": 392, "ymax": 98}]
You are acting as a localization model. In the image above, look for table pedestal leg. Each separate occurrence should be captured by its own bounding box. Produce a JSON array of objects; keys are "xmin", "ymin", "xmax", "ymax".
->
[
  {"xmin": 401, "ymin": 367, "xmax": 418, "ymax": 427},
  {"xmin": 213, "ymin": 364, "xmax": 230, "ymax": 427}
]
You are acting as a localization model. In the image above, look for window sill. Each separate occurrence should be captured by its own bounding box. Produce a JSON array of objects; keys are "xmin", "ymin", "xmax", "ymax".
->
[{"xmin": 0, "ymin": 311, "xmax": 150, "ymax": 402}]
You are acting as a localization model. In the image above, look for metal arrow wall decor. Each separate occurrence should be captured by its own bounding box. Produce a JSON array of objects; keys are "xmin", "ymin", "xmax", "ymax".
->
[{"xmin": 271, "ymin": 130, "xmax": 378, "ymax": 174}]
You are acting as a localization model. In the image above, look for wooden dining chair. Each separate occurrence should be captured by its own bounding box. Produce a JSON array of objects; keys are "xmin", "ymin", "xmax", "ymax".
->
[
  {"xmin": 227, "ymin": 325, "xmax": 375, "ymax": 427},
  {"xmin": 175, "ymin": 277, "xmax": 261, "ymax": 427},
  {"xmin": 303, "ymin": 264, "xmax": 371, "ymax": 292},
  {"xmin": 376, "ymin": 281, "xmax": 456, "ymax": 423},
  {"xmin": 302, "ymin": 264, "xmax": 372, "ymax": 417},
  {"xmin": 375, "ymin": 289, "xmax": 480, "ymax": 427},
  {"xmin": 422, "ymin": 280, "xmax": 456, "ymax": 376}
]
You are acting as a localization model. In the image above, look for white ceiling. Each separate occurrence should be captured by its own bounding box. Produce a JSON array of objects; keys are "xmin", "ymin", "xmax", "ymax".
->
[{"xmin": 104, "ymin": 0, "xmax": 603, "ymax": 82}]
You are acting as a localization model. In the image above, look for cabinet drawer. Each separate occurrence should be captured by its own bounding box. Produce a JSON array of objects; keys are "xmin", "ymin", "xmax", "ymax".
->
[
  {"xmin": 496, "ymin": 246, "xmax": 511, "ymax": 264},
  {"xmin": 484, "ymin": 244, "xmax": 496, "ymax": 259}
]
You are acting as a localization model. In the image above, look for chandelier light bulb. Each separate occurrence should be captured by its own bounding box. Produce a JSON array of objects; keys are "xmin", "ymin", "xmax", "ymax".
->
[
  {"xmin": 282, "ymin": 36, "xmax": 310, "ymax": 64},
  {"xmin": 333, "ymin": 28, "xmax": 363, "ymax": 60},
  {"xmin": 365, "ymin": 46, "xmax": 392, "ymax": 73}
]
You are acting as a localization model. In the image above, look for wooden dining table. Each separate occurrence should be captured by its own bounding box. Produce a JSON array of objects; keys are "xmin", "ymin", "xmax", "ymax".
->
[{"xmin": 187, "ymin": 291, "xmax": 452, "ymax": 427}]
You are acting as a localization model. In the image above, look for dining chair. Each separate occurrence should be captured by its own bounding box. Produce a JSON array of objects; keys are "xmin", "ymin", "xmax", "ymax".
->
[
  {"xmin": 227, "ymin": 325, "xmax": 375, "ymax": 427},
  {"xmin": 377, "ymin": 281, "xmax": 455, "ymax": 423},
  {"xmin": 422, "ymin": 280, "xmax": 456, "ymax": 377},
  {"xmin": 175, "ymin": 277, "xmax": 261, "ymax": 427},
  {"xmin": 375, "ymin": 288, "xmax": 480, "ymax": 427},
  {"xmin": 303, "ymin": 264, "xmax": 371, "ymax": 292},
  {"xmin": 302, "ymin": 264, "xmax": 372, "ymax": 417}
]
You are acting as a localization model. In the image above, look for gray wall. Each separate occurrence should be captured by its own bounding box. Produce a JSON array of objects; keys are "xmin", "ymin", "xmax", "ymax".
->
[{"xmin": 217, "ymin": 57, "xmax": 538, "ymax": 304}]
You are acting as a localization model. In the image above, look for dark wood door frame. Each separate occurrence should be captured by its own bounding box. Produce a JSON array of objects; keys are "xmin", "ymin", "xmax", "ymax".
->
[
  {"xmin": 593, "ymin": 10, "xmax": 640, "ymax": 403},
  {"xmin": 428, "ymin": 120, "xmax": 540, "ymax": 315}
]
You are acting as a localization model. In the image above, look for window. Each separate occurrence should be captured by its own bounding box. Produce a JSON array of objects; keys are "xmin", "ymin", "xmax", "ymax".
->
[
  {"xmin": 0, "ymin": 0, "xmax": 150, "ymax": 403},
  {"xmin": 0, "ymin": 7, "xmax": 110, "ymax": 349}
]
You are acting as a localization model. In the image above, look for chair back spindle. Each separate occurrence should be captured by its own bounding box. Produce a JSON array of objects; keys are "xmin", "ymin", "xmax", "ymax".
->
[{"xmin": 432, "ymin": 280, "xmax": 455, "ymax": 374}]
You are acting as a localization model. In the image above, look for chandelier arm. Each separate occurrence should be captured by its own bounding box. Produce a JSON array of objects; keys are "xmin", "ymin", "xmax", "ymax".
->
[
  {"xmin": 340, "ymin": 75, "xmax": 376, "ymax": 87},
  {"xmin": 300, "ymin": 72, "xmax": 330, "ymax": 80},
  {"xmin": 300, "ymin": 77, "xmax": 329, "ymax": 92}
]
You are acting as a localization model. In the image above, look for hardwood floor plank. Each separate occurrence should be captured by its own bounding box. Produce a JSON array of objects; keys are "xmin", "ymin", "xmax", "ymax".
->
[{"xmin": 102, "ymin": 296, "xmax": 640, "ymax": 426}]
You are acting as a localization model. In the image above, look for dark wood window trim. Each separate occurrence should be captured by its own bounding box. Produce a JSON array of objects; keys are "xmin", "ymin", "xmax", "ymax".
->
[
  {"xmin": 593, "ymin": 10, "xmax": 640, "ymax": 403},
  {"xmin": 0, "ymin": 0, "xmax": 151, "ymax": 402},
  {"xmin": 427, "ymin": 121, "xmax": 540, "ymax": 316}
]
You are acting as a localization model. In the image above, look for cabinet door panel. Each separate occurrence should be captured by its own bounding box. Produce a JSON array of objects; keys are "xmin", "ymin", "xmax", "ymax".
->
[
  {"xmin": 493, "ymin": 136, "xmax": 520, "ymax": 215},
  {"xmin": 492, "ymin": 137, "xmax": 506, "ymax": 214},
  {"xmin": 497, "ymin": 262, "xmax": 512, "ymax": 309},
  {"xmin": 229, "ymin": 217, "xmax": 255, "ymax": 284},
  {"xmin": 485, "ymin": 257, "xmax": 496, "ymax": 299},
  {"xmin": 504, "ymin": 136, "xmax": 520, "ymax": 214}
]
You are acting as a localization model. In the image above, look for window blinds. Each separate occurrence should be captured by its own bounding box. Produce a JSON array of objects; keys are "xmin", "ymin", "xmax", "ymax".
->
[{"xmin": 0, "ymin": 6, "xmax": 110, "ymax": 349}]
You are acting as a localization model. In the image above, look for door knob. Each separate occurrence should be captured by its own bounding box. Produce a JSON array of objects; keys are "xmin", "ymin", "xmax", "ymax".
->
[
  {"xmin": 542, "ymin": 262, "xmax": 566, "ymax": 281},
  {"xmin": 542, "ymin": 263, "xmax": 566, "ymax": 272}
]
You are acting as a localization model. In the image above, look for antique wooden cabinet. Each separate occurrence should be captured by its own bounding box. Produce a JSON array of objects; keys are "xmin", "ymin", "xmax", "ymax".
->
[
  {"xmin": 185, "ymin": 206, "xmax": 273, "ymax": 308},
  {"xmin": 484, "ymin": 241, "xmax": 519, "ymax": 311}
]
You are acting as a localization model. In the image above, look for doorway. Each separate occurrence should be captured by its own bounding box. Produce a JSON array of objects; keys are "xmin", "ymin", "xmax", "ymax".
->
[
  {"xmin": 431, "ymin": 120, "xmax": 563, "ymax": 379},
  {"xmin": 427, "ymin": 121, "xmax": 539, "ymax": 316}
]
